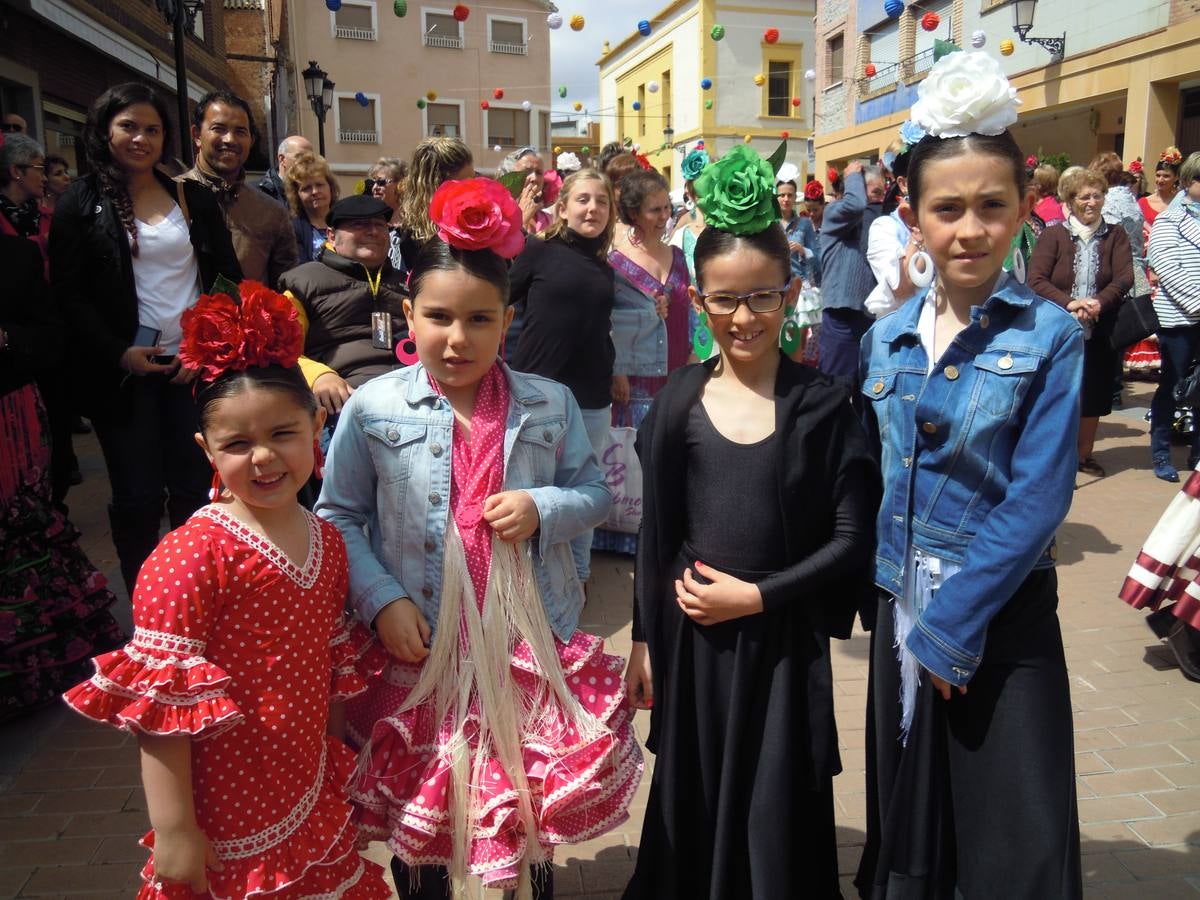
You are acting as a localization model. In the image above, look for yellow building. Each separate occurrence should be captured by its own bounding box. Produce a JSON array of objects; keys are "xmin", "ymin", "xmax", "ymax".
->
[
  {"xmin": 813, "ymin": 0, "xmax": 1200, "ymax": 182},
  {"xmin": 598, "ymin": 0, "xmax": 817, "ymax": 187}
]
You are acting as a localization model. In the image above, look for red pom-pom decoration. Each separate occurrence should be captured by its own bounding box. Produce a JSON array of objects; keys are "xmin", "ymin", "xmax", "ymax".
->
[
  {"xmin": 828, "ymin": 167, "xmax": 840, "ymax": 182},
  {"xmin": 763, "ymin": 27, "xmax": 780, "ymax": 44},
  {"xmin": 864, "ymin": 63, "xmax": 877, "ymax": 77},
  {"xmin": 493, "ymin": 87, "xmax": 504, "ymax": 99},
  {"xmin": 452, "ymin": 3, "xmax": 469, "ymax": 21},
  {"xmin": 791, "ymin": 97, "xmax": 801, "ymax": 107},
  {"xmin": 920, "ymin": 11, "xmax": 940, "ymax": 31},
  {"xmin": 480, "ymin": 100, "xmax": 489, "ymax": 110},
  {"xmin": 781, "ymin": 130, "xmax": 790, "ymax": 139},
  {"xmin": 430, "ymin": 177, "xmax": 526, "ymax": 259},
  {"xmin": 178, "ymin": 281, "xmax": 303, "ymax": 382}
]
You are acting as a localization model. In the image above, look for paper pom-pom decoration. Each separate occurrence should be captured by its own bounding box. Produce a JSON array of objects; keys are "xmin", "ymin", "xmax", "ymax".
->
[
  {"xmin": 804, "ymin": 69, "xmax": 816, "ymax": 81},
  {"xmin": 754, "ymin": 73, "xmax": 766, "ymax": 86},
  {"xmin": 971, "ymin": 30, "xmax": 986, "ymax": 49},
  {"xmin": 781, "ymin": 131, "xmax": 790, "ymax": 139},
  {"xmin": 705, "ymin": 99, "xmax": 714, "ymax": 109},
  {"xmin": 493, "ymin": 145, "xmax": 502, "ymax": 152},
  {"xmin": 632, "ymin": 100, "xmax": 642, "ymax": 111},
  {"xmin": 1000, "ymin": 38, "xmax": 1015, "ymax": 55},
  {"xmin": 569, "ymin": 14, "xmax": 585, "ymax": 31},
  {"xmin": 864, "ymin": 63, "xmax": 877, "ymax": 77},
  {"xmin": 884, "ymin": 0, "xmax": 904, "ymax": 16},
  {"xmin": 393, "ymin": 0, "xmax": 407, "ymax": 15},
  {"xmin": 452, "ymin": 3, "xmax": 469, "ymax": 21},
  {"xmin": 480, "ymin": 100, "xmax": 489, "ymax": 110},
  {"xmin": 710, "ymin": 24, "xmax": 725, "ymax": 40},
  {"xmin": 791, "ymin": 97, "xmax": 801, "ymax": 107},
  {"xmin": 355, "ymin": 91, "xmax": 369, "ymax": 106},
  {"xmin": 416, "ymin": 98, "xmax": 427, "ymax": 109},
  {"xmin": 325, "ymin": 0, "xmax": 341, "ymax": 9},
  {"xmin": 558, "ymin": 85, "xmax": 568, "ymax": 98},
  {"xmin": 553, "ymin": 146, "xmax": 562, "ymax": 153},
  {"xmin": 764, "ymin": 27, "xmax": 780, "ymax": 44},
  {"xmin": 426, "ymin": 90, "xmax": 438, "ymax": 101},
  {"xmin": 920, "ymin": 11, "xmax": 940, "ymax": 31},
  {"xmin": 547, "ymin": 12, "xmax": 562, "ymax": 29},
  {"xmin": 700, "ymin": 77, "xmax": 713, "ymax": 90},
  {"xmin": 521, "ymin": 100, "xmax": 532, "ymax": 111},
  {"xmin": 638, "ymin": 19, "xmax": 651, "ymax": 36},
  {"xmin": 648, "ymin": 80, "xmax": 659, "ymax": 93},
  {"xmin": 573, "ymin": 101, "xmax": 583, "ymax": 111},
  {"xmin": 493, "ymin": 88, "xmax": 504, "ymax": 99},
  {"xmin": 743, "ymin": 134, "xmax": 752, "ymax": 143}
]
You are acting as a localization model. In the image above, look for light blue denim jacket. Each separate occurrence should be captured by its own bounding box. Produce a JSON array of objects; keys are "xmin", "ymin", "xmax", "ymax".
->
[
  {"xmin": 315, "ymin": 362, "xmax": 612, "ymax": 642},
  {"xmin": 859, "ymin": 279, "xmax": 1083, "ymax": 685},
  {"xmin": 611, "ymin": 271, "xmax": 668, "ymax": 378}
]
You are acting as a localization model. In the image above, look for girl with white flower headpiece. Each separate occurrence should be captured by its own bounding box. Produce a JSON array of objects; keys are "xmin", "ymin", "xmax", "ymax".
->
[{"xmin": 856, "ymin": 50, "xmax": 1083, "ymax": 898}]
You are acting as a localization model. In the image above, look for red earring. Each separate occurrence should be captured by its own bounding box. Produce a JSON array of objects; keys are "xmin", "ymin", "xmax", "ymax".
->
[
  {"xmin": 395, "ymin": 337, "xmax": 419, "ymax": 366},
  {"xmin": 209, "ymin": 466, "xmax": 223, "ymax": 501},
  {"xmin": 313, "ymin": 439, "xmax": 325, "ymax": 479}
]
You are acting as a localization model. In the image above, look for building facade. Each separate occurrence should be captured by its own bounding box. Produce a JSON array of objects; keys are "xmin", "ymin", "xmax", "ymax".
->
[
  {"xmin": 0, "ymin": 0, "xmax": 238, "ymax": 172},
  {"xmin": 813, "ymin": 0, "xmax": 1200, "ymax": 181},
  {"xmin": 287, "ymin": 0, "xmax": 552, "ymax": 190},
  {"xmin": 597, "ymin": 0, "xmax": 817, "ymax": 188}
]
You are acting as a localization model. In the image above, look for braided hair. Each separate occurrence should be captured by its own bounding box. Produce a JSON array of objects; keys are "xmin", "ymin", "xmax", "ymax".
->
[{"xmin": 82, "ymin": 83, "xmax": 173, "ymax": 257}]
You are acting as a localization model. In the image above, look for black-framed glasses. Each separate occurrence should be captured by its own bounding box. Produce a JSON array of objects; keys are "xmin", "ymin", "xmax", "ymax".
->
[
  {"xmin": 698, "ymin": 284, "xmax": 791, "ymax": 316},
  {"xmin": 364, "ymin": 177, "xmax": 394, "ymax": 189}
]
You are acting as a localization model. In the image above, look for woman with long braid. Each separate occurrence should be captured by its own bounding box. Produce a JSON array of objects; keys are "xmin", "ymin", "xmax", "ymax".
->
[{"xmin": 49, "ymin": 83, "xmax": 241, "ymax": 594}]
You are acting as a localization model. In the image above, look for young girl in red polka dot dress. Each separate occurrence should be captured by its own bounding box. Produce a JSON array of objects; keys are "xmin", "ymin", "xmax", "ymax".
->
[
  {"xmin": 64, "ymin": 283, "xmax": 391, "ymax": 900},
  {"xmin": 316, "ymin": 179, "xmax": 642, "ymax": 899}
]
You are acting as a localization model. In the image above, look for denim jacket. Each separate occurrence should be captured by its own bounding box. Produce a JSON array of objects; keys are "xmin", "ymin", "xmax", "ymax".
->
[
  {"xmin": 611, "ymin": 271, "xmax": 668, "ymax": 378},
  {"xmin": 859, "ymin": 278, "xmax": 1083, "ymax": 685},
  {"xmin": 315, "ymin": 362, "xmax": 612, "ymax": 642}
]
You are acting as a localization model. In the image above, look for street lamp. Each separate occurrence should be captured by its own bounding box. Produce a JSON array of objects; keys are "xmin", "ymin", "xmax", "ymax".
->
[
  {"xmin": 302, "ymin": 60, "xmax": 335, "ymax": 156},
  {"xmin": 662, "ymin": 117, "xmax": 675, "ymax": 151},
  {"xmin": 1011, "ymin": 0, "xmax": 1066, "ymax": 61}
]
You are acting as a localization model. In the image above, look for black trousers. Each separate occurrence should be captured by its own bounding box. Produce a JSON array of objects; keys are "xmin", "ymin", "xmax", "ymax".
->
[
  {"xmin": 91, "ymin": 373, "xmax": 210, "ymax": 594},
  {"xmin": 36, "ymin": 372, "xmax": 79, "ymax": 505},
  {"xmin": 391, "ymin": 859, "xmax": 554, "ymax": 899}
]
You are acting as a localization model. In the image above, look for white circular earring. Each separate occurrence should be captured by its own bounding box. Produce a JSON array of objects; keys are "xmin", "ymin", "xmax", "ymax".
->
[
  {"xmin": 907, "ymin": 247, "xmax": 935, "ymax": 289},
  {"xmin": 1009, "ymin": 250, "xmax": 1027, "ymax": 284}
]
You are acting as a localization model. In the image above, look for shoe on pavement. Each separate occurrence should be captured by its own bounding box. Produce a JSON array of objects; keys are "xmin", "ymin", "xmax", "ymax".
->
[
  {"xmin": 1078, "ymin": 457, "xmax": 1105, "ymax": 477},
  {"xmin": 1154, "ymin": 456, "xmax": 1180, "ymax": 483},
  {"xmin": 1167, "ymin": 620, "xmax": 1200, "ymax": 682}
]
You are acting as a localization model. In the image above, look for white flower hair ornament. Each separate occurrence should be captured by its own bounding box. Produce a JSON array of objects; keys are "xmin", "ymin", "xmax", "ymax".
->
[
  {"xmin": 555, "ymin": 151, "xmax": 582, "ymax": 173},
  {"xmin": 909, "ymin": 51, "xmax": 1020, "ymax": 139}
]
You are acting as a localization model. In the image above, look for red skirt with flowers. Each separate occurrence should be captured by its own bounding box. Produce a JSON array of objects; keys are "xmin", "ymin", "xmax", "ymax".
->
[{"xmin": 346, "ymin": 533, "xmax": 643, "ymax": 891}]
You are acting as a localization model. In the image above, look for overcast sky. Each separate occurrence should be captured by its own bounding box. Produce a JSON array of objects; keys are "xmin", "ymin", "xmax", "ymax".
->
[{"xmin": 548, "ymin": 4, "xmax": 647, "ymax": 125}]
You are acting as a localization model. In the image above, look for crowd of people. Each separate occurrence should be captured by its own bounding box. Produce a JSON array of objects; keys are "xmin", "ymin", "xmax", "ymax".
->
[{"xmin": 0, "ymin": 45, "xmax": 1199, "ymax": 898}]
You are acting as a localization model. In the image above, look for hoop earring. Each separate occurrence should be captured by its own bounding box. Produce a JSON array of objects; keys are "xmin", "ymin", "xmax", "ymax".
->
[
  {"xmin": 1009, "ymin": 249, "xmax": 1027, "ymax": 284},
  {"xmin": 208, "ymin": 466, "xmax": 223, "ymax": 502},
  {"xmin": 907, "ymin": 247, "xmax": 935, "ymax": 289},
  {"xmin": 313, "ymin": 439, "xmax": 325, "ymax": 480},
  {"xmin": 692, "ymin": 310, "xmax": 714, "ymax": 359},
  {"xmin": 780, "ymin": 308, "xmax": 802, "ymax": 354}
]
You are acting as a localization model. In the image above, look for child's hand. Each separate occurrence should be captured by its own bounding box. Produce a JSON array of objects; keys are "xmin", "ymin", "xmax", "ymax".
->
[
  {"xmin": 483, "ymin": 491, "xmax": 541, "ymax": 543},
  {"xmin": 675, "ymin": 561, "xmax": 764, "ymax": 626},
  {"xmin": 928, "ymin": 669, "xmax": 968, "ymax": 701},
  {"xmin": 625, "ymin": 641, "xmax": 653, "ymax": 710},
  {"xmin": 151, "ymin": 823, "xmax": 221, "ymax": 893},
  {"xmin": 374, "ymin": 598, "xmax": 431, "ymax": 662}
]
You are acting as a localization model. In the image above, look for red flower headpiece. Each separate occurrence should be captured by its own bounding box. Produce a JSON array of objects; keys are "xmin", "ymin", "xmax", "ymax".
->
[
  {"xmin": 178, "ymin": 281, "xmax": 303, "ymax": 382},
  {"xmin": 541, "ymin": 169, "xmax": 562, "ymax": 207},
  {"xmin": 827, "ymin": 166, "xmax": 840, "ymax": 183},
  {"xmin": 1025, "ymin": 154, "xmax": 1039, "ymax": 169},
  {"xmin": 634, "ymin": 152, "xmax": 653, "ymax": 172},
  {"xmin": 430, "ymin": 177, "xmax": 525, "ymax": 259},
  {"xmin": 1161, "ymin": 146, "xmax": 1183, "ymax": 165},
  {"xmin": 804, "ymin": 180, "xmax": 826, "ymax": 201},
  {"xmin": 1129, "ymin": 158, "xmax": 1144, "ymax": 176}
]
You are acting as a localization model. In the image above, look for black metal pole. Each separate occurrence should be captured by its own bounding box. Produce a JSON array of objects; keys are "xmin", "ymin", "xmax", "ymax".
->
[
  {"xmin": 172, "ymin": 10, "xmax": 193, "ymax": 166},
  {"xmin": 316, "ymin": 103, "xmax": 326, "ymax": 158}
]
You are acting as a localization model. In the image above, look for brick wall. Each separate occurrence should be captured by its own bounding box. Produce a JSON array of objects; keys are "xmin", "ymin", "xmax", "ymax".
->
[{"xmin": 1169, "ymin": 0, "xmax": 1200, "ymax": 25}]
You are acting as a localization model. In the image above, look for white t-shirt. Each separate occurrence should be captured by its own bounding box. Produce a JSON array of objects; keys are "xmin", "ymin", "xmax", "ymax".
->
[{"xmin": 131, "ymin": 204, "xmax": 201, "ymax": 354}]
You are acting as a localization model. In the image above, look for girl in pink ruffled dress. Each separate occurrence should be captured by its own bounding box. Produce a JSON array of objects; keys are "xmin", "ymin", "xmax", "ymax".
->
[
  {"xmin": 64, "ymin": 285, "xmax": 390, "ymax": 900},
  {"xmin": 317, "ymin": 179, "xmax": 642, "ymax": 899}
]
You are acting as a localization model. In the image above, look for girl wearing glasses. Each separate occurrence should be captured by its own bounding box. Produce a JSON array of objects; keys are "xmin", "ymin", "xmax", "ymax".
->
[{"xmin": 622, "ymin": 144, "xmax": 878, "ymax": 899}]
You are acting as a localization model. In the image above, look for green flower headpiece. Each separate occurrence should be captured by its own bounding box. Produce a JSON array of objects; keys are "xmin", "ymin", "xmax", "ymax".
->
[{"xmin": 693, "ymin": 144, "xmax": 780, "ymax": 236}]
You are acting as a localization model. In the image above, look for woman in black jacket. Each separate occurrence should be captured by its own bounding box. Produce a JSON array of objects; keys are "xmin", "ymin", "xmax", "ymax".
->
[{"xmin": 49, "ymin": 83, "xmax": 241, "ymax": 593}]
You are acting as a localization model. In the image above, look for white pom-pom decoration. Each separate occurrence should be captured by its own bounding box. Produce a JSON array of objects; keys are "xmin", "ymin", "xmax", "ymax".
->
[
  {"xmin": 647, "ymin": 80, "xmax": 660, "ymax": 93},
  {"xmin": 494, "ymin": 144, "xmax": 502, "ymax": 152},
  {"xmin": 804, "ymin": 69, "xmax": 816, "ymax": 81},
  {"xmin": 521, "ymin": 100, "xmax": 532, "ymax": 111},
  {"xmin": 971, "ymin": 30, "xmax": 986, "ymax": 49},
  {"xmin": 547, "ymin": 12, "xmax": 562, "ymax": 29}
]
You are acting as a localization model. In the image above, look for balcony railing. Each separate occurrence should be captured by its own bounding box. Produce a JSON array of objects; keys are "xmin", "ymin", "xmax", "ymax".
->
[
  {"xmin": 424, "ymin": 33, "xmax": 464, "ymax": 49},
  {"xmin": 489, "ymin": 40, "xmax": 527, "ymax": 55},
  {"xmin": 857, "ymin": 47, "xmax": 936, "ymax": 95},
  {"xmin": 335, "ymin": 25, "xmax": 376, "ymax": 40},
  {"xmin": 338, "ymin": 130, "xmax": 378, "ymax": 144}
]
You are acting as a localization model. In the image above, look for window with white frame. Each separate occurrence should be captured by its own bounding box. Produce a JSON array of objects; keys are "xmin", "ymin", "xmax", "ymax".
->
[
  {"xmin": 337, "ymin": 95, "xmax": 379, "ymax": 143},
  {"xmin": 332, "ymin": 0, "xmax": 376, "ymax": 40},
  {"xmin": 423, "ymin": 9, "xmax": 464, "ymax": 49},
  {"xmin": 426, "ymin": 102, "xmax": 462, "ymax": 138},
  {"xmin": 486, "ymin": 107, "xmax": 531, "ymax": 148},
  {"xmin": 489, "ymin": 16, "xmax": 526, "ymax": 54}
]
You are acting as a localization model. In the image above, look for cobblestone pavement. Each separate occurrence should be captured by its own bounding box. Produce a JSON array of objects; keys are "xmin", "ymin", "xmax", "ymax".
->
[{"xmin": 3, "ymin": 384, "xmax": 1200, "ymax": 898}]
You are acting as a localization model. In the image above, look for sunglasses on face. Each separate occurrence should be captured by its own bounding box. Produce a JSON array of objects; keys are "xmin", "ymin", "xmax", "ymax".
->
[
  {"xmin": 364, "ymin": 178, "xmax": 394, "ymax": 189},
  {"xmin": 0, "ymin": 123, "xmax": 23, "ymax": 133}
]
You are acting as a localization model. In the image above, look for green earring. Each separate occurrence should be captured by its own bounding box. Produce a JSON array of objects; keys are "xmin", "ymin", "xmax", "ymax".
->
[
  {"xmin": 693, "ymin": 311, "xmax": 714, "ymax": 358},
  {"xmin": 779, "ymin": 307, "xmax": 801, "ymax": 354}
]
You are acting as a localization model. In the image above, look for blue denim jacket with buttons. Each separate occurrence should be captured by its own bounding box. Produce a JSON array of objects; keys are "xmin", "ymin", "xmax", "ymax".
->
[
  {"xmin": 315, "ymin": 362, "xmax": 612, "ymax": 642},
  {"xmin": 859, "ymin": 278, "xmax": 1083, "ymax": 685},
  {"xmin": 611, "ymin": 271, "xmax": 668, "ymax": 378}
]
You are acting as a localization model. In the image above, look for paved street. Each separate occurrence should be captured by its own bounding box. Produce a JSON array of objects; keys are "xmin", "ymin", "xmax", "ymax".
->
[{"xmin": 3, "ymin": 383, "xmax": 1200, "ymax": 898}]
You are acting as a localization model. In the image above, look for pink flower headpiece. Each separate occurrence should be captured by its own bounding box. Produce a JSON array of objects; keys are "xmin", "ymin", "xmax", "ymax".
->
[{"xmin": 429, "ymin": 177, "xmax": 525, "ymax": 259}]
